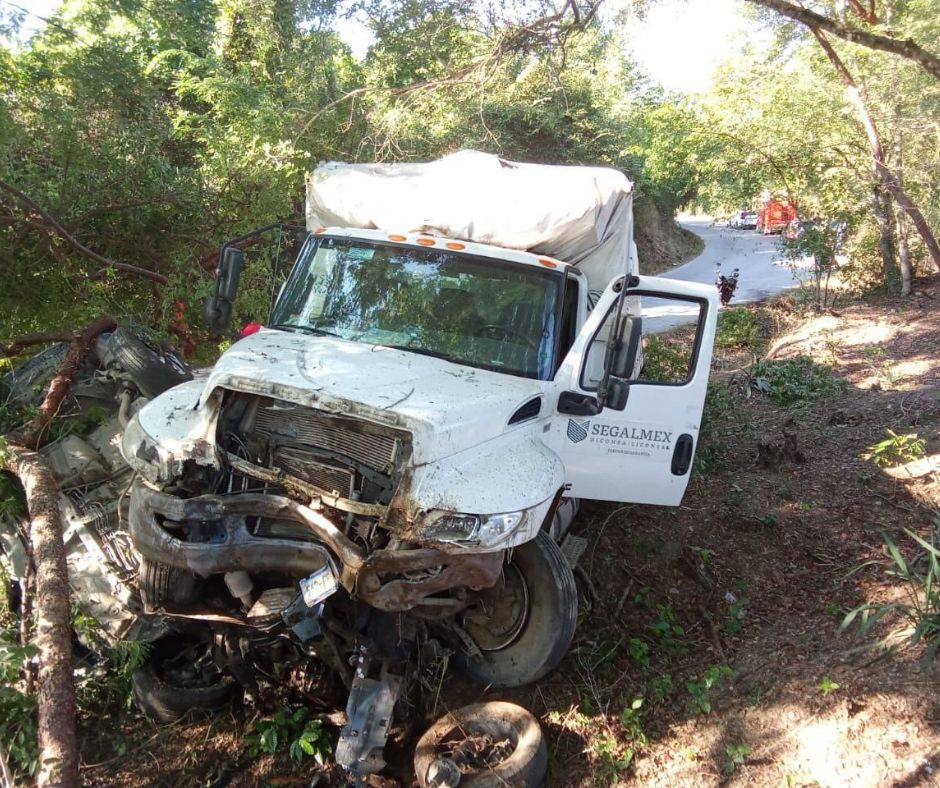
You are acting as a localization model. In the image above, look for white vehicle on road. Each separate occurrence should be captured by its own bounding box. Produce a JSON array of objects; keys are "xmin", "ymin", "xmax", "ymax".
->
[{"xmin": 119, "ymin": 152, "xmax": 718, "ymax": 781}]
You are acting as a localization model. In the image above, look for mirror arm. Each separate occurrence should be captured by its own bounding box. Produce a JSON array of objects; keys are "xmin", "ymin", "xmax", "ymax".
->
[{"xmin": 215, "ymin": 221, "xmax": 307, "ymax": 275}]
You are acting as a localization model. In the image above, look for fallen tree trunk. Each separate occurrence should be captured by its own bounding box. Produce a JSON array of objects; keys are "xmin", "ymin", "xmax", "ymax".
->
[
  {"xmin": 1, "ymin": 316, "xmax": 117, "ymax": 787},
  {"xmin": 7, "ymin": 317, "xmax": 116, "ymax": 450},
  {"xmin": 0, "ymin": 446, "xmax": 77, "ymax": 788}
]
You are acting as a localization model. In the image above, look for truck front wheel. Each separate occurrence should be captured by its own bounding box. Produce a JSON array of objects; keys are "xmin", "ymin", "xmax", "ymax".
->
[{"xmin": 456, "ymin": 531, "xmax": 577, "ymax": 688}]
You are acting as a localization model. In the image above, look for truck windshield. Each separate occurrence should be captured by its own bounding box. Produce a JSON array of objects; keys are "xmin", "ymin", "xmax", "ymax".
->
[{"xmin": 271, "ymin": 236, "xmax": 562, "ymax": 380}]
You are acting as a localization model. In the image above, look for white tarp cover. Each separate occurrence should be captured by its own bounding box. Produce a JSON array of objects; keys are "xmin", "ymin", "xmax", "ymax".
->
[{"xmin": 305, "ymin": 150, "xmax": 636, "ymax": 295}]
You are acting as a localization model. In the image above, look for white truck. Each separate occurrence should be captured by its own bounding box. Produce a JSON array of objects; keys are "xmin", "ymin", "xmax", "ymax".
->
[{"xmin": 119, "ymin": 151, "xmax": 717, "ymax": 782}]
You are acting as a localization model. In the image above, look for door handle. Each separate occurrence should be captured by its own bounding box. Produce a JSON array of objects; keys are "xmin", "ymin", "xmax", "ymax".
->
[{"xmin": 671, "ymin": 434, "xmax": 694, "ymax": 475}]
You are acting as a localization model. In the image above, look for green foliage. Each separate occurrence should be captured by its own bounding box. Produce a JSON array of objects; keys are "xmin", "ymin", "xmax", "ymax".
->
[
  {"xmin": 627, "ymin": 637, "xmax": 650, "ymax": 668},
  {"xmin": 650, "ymin": 674, "xmax": 674, "ymax": 702},
  {"xmin": 246, "ymin": 706, "xmax": 330, "ymax": 766},
  {"xmin": 693, "ymin": 382, "xmax": 750, "ymax": 475},
  {"xmin": 817, "ymin": 676, "xmax": 840, "ymax": 696},
  {"xmin": 861, "ymin": 430, "xmax": 927, "ymax": 467},
  {"xmin": 647, "ymin": 604, "xmax": 688, "ymax": 656},
  {"xmin": 641, "ymin": 335, "xmax": 691, "ymax": 383},
  {"xmin": 725, "ymin": 742, "xmax": 752, "ymax": 771},
  {"xmin": 781, "ymin": 224, "xmax": 842, "ymax": 310},
  {"xmin": 0, "ymin": 628, "xmax": 39, "ymax": 778},
  {"xmin": 594, "ymin": 732, "xmax": 635, "ymax": 784},
  {"xmin": 618, "ymin": 697, "xmax": 647, "ymax": 747},
  {"xmin": 685, "ymin": 665, "xmax": 733, "ymax": 715},
  {"xmin": 751, "ymin": 356, "xmax": 846, "ymax": 407},
  {"xmin": 724, "ymin": 595, "xmax": 749, "ymax": 635},
  {"xmin": 71, "ymin": 609, "xmax": 149, "ymax": 713},
  {"xmin": 715, "ymin": 308, "xmax": 759, "ymax": 350},
  {"xmin": 842, "ymin": 525, "xmax": 940, "ymax": 664}
]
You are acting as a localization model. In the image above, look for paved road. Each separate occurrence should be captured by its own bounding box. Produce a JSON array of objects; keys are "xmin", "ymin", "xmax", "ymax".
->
[{"xmin": 661, "ymin": 216, "xmax": 810, "ymax": 303}]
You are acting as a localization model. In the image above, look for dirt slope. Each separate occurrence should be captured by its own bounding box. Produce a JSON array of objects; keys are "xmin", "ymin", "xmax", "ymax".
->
[{"xmin": 634, "ymin": 199, "xmax": 704, "ymax": 276}]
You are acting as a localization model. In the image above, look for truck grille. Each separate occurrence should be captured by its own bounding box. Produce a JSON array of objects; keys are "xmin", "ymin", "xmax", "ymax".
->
[
  {"xmin": 254, "ymin": 403, "xmax": 400, "ymax": 474},
  {"xmin": 273, "ymin": 446, "xmax": 353, "ymax": 496}
]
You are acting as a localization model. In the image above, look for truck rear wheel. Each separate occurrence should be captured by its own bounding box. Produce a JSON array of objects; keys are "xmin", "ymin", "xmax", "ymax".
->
[{"xmin": 456, "ymin": 531, "xmax": 577, "ymax": 688}]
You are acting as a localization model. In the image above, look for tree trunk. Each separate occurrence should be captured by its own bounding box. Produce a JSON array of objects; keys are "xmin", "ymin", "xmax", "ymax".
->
[
  {"xmin": 872, "ymin": 180, "xmax": 897, "ymax": 285},
  {"xmin": 0, "ymin": 317, "xmax": 116, "ymax": 787},
  {"xmin": 894, "ymin": 108, "xmax": 912, "ymax": 295},
  {"xmin": 810, "ymin": 28, "xmax": 940, "ymax": 274},
  {"xmin": 0, "ymin": 447, "xmax": 77, "ymax": 788}
]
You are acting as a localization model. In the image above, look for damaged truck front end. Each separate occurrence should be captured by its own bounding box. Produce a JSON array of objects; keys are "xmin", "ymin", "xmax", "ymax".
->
[{"xmin": 123, "ymin": 379, "xmax": 546, "ymax": 619}]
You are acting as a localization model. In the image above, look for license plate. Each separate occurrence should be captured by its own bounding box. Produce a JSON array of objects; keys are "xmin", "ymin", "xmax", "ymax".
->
[{"xmin": 300, "ymin": 563, "xmax": 339, "ymax": 607}]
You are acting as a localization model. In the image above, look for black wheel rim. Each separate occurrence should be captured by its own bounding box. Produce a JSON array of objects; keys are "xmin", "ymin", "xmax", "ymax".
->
[{"xmin": 461, "ymin": 564, "xmax": 529, "ymax": 652}]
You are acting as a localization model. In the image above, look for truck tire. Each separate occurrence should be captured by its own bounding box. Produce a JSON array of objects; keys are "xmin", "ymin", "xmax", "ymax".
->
[
  {"xmin": 2, "ymin": 343, "xmax": 69, "ymax": 404},
  {"xmin": 132, "ymin": 634, "xmax": 235, "ymax": 723},
  {"xmin": 457, "ymin": 531, "xmax": 577, "ymax": 688},
  {"xmin": 414, "ymin": 702, "xmax": 547, "ymax": 788},
  {"xmin": 139, "ymin": 558, "xmax": 202, "ymax": 611},
  {"xmin": 106, "ymin": 327, "xmax": 192, "ymax": 399}
]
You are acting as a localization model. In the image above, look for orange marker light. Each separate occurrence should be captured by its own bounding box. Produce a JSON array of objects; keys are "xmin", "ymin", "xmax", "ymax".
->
[
  {"xmin": 416, "ymin": 237, "xmax": 436, "ymax": 246},
  {"xmin": 388, "ymin": 234, "xmax": 407, "ymax": 241},
  {"xmin": 446, "ymin": 242, "xmax": 465, "ymax": 250},
  {"xmin": 313, "ymin": 227, "xmax": 326, "ymax": 235},
  {"xmin": 538, "ymin": 258, "xmax": 558, "ymax": 268}
]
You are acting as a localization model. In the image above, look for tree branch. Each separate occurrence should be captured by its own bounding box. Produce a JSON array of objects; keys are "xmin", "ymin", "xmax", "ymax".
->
[
  {"xmin": 810, "ymin": 27, "xmax": 940, "ymax": 273},
  {"xmin": 744, "ymin": 0, "xmax": 940, "ymax": 82},
  {"xmin": 0, "ymin": 179, "xmax": 169, "ymax": 284}
]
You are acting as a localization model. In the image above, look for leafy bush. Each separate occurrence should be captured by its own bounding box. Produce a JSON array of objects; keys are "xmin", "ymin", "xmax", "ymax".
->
[
  {"xmin": 842, "ymin": 525, "xmax": 940, "ymax": 663},
  {"xmin": 685, "ymin": 665, "xmax": 733, "ymax": 715},
  {"xmin": 751, "ymin": 356, "xmax": 846, "ymax": 407},
  {"xmin": 781, "ymin": 222, "xmax": 842, "ymax": 310},
  {"xmin": 641, "ymin": 335, "xmax": 691, "ymax": 383},
  {"xmin": 246, "ymin": 706, "xmax": 331, "ymax": 766},
  {"xmin": 861, "ymin": 430, "xmax": 927, "ymax": 467},
  {"xmin": 0, "ymin": 629, "xmax": 39, "ymax": 778},
  {"xmin": 715, "ymin": 308, "xmax": 759, "ymax": 350}
]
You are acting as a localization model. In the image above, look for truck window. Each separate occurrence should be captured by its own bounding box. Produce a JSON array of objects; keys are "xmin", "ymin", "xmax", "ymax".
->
[
  {"xmin": 580, "ymin": 293, "xmax": 705, "ymax": 390},
  {"xmin": 272, "ymin": 237, "xmax": 564, "ymax": 381},
  {"xmin": 554, "ymin": 275, "xmax": 580, "ymax": 372}
]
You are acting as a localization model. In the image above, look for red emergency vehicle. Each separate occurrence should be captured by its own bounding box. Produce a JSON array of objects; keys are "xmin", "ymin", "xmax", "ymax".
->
[{"xmin": 757, "ymin": 198, "xmax": 798, "ymax": 235}]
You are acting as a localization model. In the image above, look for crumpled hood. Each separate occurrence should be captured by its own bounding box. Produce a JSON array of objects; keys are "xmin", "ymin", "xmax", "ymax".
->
[{"xmin": 199, "ymin": 328, "xmax": 546, "ymax": 464}]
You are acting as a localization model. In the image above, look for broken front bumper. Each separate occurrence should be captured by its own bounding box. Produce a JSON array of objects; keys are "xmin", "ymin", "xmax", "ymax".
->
[{"xmin": 128, "ymin": 483, "xmax": 504, "ymax": 613}]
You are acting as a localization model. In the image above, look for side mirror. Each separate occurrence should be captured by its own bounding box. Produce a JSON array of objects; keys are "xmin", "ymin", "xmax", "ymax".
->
[
  {"xmin": 608, "ymin": 316, "xmax": 643, "ymax": 379},
  {"xmin": 203, "ymin": 247, "xmax": 244, "ymax": 332},
  {"xmin": 600, "ymin": 317, "xmax": 642, "ymax": 412}
]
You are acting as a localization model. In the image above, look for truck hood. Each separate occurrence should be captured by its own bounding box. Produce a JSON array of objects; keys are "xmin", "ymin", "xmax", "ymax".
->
[{"xmin": 199, "ymin": 328, "xmax": 546, "ymax": 464}]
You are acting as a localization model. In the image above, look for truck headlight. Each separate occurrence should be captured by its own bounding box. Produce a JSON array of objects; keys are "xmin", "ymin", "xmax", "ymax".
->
[{"xmin": 421, "ymin": 510, "xmax": 526, "ymax": 548}]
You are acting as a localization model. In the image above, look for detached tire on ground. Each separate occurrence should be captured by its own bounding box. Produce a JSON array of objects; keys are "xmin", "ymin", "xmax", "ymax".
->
[
  {"xmin": 415, "ymin": 702, "xmax": 547, "ymax": 788},
  {"xmin": 457, "ymin": 531, "xmax": 577, "ymax": 688},
  {"xmin": 132, "ymin": 635, "xmax": 236, "ymax": 723},
  {"xmin": 107, "ymin": 326, "xmax": 192, "ymax": 399}
]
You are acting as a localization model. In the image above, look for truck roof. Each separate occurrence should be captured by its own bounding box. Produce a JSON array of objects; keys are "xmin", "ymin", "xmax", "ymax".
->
[
  {"xmin": 313, "ymin": 226, "xmax": 584, "ymax": 275},
  {"xmin": 306, "ymin": 151, "xmax": 633, "ymax": 294}
]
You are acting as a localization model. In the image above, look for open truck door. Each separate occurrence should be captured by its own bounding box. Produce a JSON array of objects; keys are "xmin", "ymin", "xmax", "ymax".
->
[{"xmin": 551, "ymin": 275, "xmax": 717, "ymax": 505}]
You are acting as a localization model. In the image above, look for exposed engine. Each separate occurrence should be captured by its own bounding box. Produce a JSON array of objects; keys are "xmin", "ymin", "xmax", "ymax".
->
[{"xmin": 213, "ymin": 391, "xmax": 412, "ymax": 552}]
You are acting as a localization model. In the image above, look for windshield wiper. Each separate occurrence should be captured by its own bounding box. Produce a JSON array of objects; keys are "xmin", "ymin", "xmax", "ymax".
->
[
  {"xmin": 271, "ymin": 323, "xmax": 340, "ymax": 337},
  {"xmin": 382, "ymin": 344, "xmax": 455, "ymax": 362}
]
